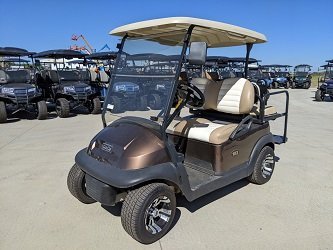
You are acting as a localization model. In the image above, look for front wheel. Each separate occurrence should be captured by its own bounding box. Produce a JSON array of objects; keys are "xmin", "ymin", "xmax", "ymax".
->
[
  {"xmin": 291, "ymin": 82, "xmax": 296, "ymax": 89},
  {"xmin": 89, "ymin": 97, "xmax": 101, "ymax": 114},
  {"xmin": 0, "ymin": 101, "xmax": 7, "ymax": 123},
  {"xmin": 315, "ymin": 89, "xmax": 323, "ymax": 102},
  {"xmin": 56, "ymin": 98, "xmax": 70, "ymax": 118},
  {"xmin": 285, "ymin": 82, "xmax": 290, "ymax": 89},
  {"xmin": 248, "ymin": 146, "xmax": 275, "ymax": 185},
  {"xmin": 67, "ymin": 164, "xmax": 96, "ymax": 204},
  {"xmin": 304, "ymin": 82, "xmax": 311, "ymax": 89},
  {"xmin": 273, "ymin": 82, "xmax": 278, "ymax": 89},
  {"xmin": 36, "ymin": 100, "xmax": 48, "ymax": 120},
  {"xmin": 148, "ymin": 94, "xmax": 161, "ymax": 110},
  {"xmin": 121, "ymin": 183, "xmax": 176, "ymax": 244}
]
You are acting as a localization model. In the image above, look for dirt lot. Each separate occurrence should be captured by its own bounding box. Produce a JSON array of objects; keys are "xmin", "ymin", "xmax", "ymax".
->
[{"xmin": 1, "ymin": 88, "xmax": 332, "ymax": 250}]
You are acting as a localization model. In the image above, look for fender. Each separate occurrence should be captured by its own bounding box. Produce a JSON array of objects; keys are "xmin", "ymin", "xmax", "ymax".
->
[{"xmin": 247, "ymin": 133, "xmax": 274, "ymax": 176}]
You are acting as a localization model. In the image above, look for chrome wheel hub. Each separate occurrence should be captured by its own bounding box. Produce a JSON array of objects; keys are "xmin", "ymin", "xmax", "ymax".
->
[
  {"xmin": 261, "ymin": 154, "xmax": 274, "ymax": 178},
  {"xmin": 145, "ymin": 196, "xmax": 172, "ymax": 235}
]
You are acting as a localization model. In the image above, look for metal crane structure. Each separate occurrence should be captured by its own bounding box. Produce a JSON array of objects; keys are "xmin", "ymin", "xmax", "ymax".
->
[{"xmin": 71, "ymin": 34, "xmax": 95, "ymax": 54}]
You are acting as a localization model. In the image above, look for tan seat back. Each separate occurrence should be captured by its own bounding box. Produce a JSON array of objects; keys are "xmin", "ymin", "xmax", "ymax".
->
[
  {"xmin": 90, "ymin": 69, "xmax": 97, "ymax": 82},
  {"xmin": 0, "ymin": 70, "xmax": 8, "ymax": 84},
  {"xmin": 216, "ymin": 78, "xmax": 255, "ymax": 114},
  {"xmin": 99, "ymin": 71, "xmax": 109, "ymax": 83}
]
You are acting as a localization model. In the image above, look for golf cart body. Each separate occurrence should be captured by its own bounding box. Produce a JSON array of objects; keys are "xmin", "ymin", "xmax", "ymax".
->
[
  {"xmin": 261, "ymin": 64, "xmax": 292, "ymax": 89},
  {"xmin": 0, "ymin": 47, "xmax": 48, "ymax": 122},
  {"xmin": 85, "ymin": 51, "xmax": 117, "ymax": 99},
  {"xmin": 315, "ymin": 60, "xmax": 333, "ymax": 101},
  {"xmin": 68, "ymin": 17, "xmax": 289, "ymax": 244},
  {"xmin": 292, "ymin": 64, "xmax": 312, "ymax": 89},
  {"xmin": 33, "ymin": 49, "xmax": 101, "ymax": 117}
]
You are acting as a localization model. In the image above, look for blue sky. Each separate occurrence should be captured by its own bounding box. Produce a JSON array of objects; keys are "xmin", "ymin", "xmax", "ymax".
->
[{"xmin": 1, "ymin": 0, "xmax": 332, "ymax": 70}]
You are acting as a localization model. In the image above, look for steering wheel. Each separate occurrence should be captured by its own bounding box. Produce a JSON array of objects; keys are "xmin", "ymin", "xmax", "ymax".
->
[{"xmin": 177, "ymin": 81, "xmax": 205, "ymax": 108}]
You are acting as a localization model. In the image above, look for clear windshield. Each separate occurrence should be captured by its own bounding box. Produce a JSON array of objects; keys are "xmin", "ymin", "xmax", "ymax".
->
[
  {"xmin": 102, "ymin": 37, "xmax": 183, "ymax": 126},
  {"xmin": 326, "ymin": 66, "xmax": 333, "ymax": 79}
]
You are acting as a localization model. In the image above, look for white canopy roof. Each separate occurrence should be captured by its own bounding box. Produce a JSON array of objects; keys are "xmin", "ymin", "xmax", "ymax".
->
[{"xmin": 110, "ymin": 17, "xmax": 267, "ymax": 48}]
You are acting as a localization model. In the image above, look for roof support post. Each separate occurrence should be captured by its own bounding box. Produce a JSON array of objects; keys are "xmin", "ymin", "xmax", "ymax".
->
[{"xmin": 244, "ymin": 43, "xmax": 253, "ymax": 78}]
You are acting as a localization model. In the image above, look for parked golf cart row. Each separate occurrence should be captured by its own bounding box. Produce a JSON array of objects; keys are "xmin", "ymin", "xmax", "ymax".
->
[
  {"xmin": 67, "ymin": 17, "xmax": 290, "ymax": 244},
  {"xmin": 315, "ymin": 59, "xmax": 333, "ymax": 101},
  {"xmin": 203, "ymin": 57, "xmax": 312, "ymax": 90}
]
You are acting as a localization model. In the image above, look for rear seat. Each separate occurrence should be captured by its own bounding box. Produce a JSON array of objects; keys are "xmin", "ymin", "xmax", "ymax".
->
[{"xmin": 167, "ymin": 73, "xmax": 255, "ymax": 144}]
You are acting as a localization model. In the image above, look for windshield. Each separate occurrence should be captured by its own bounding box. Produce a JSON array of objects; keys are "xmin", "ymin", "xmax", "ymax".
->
[
  {"xmin": 102, "ymin": 37, "xmax": 183, "ymax": 126},
  {"xmin": 326, "ymin": 66, "xmax": 333, "ymax": 79}
]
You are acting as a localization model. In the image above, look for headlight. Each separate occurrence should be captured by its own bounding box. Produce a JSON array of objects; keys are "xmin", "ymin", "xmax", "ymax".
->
[
  {"xmin": 28, "ymin": 87, "xmax": 36, "ymax": 93},
  {"xmin": 1, "ymin": 87, "xmax": 15, "ymax": 94},
  {"xmin": 64, "ymin": 86, "xmax": 76, "ymax": 93},
  {"xmin": 115, "ymin": 85, "xmax": 126, "ymax": 91},
  {"xmin": 85, "ymin": 86, "xmax": 91, "ymax": 92}
]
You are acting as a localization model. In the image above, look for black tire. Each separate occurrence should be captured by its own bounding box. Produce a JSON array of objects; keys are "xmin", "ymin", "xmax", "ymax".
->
[
  {"xmin": 121, "ymin": 183, "xmax": 176, "ymax": 244},
  {"xmin": 285, "ymin": 82, "xmax": 290, "ymax": 89},
  {"xmin": 56, "ymin": 98, "xmax": 70, "ymax": 118},
  {"xmin": 0, "ymin": 101, "xmax": 7, "ymax": 123},
  {"xmin": 248, "ymin": 146, "xmax": 275, "ymax": 185},
  {"xmin": 291, "ymin": 82, "xmax": 296, "ymax": 89},
  {"xmin": 273, "ymin": 82, "xmax": 278, "ymax": 89},
  {"xmin": 89, "ymin": 97, "xmax": 101, "ymax": 114},
  {"xmin": 315, "ymin": 90, "xmax": 322, "ymax": 102},
  {"xmin": 110, "ymin": 95, "xmax": 122, "ymax": 113},
  {"xmin": 148, "ymin": 94, "xmax": 161, "ymax": 110},
  {"xmin": 304, "ymin": 82, "xmax": 311, "ymax": 89},
  {"xmin": 138, "ymin": 95, "xmax": 148, "ymax": 111},
  {"xmin": 67, "ymin": 164, "xmax": 95, "ymax": 204},
  {"xmin": 36, "ymin": 100, "xmax": 48, "ymax": 120}
]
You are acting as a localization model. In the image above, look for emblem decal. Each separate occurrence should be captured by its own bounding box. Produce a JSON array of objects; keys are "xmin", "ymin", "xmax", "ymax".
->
[{"xmin": 101, "ymin": 142, "xmax": 113, "ymax": 153}]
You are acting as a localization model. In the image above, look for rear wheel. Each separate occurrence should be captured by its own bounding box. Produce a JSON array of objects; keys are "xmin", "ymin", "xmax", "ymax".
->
[
  {"xmin": 121, "ymin": 183, "xmax": 176, "ymax": 244},
  {"xmin": 0, "ymin": 101, "xmax": 7, "ymax": 123},
  {"xmin": 315, "ymin": 89, "xmax": 323, "ymax": 102},
  {"xmin": 56, "ymin": 98, "xmax": 70, "ymax": 118},
  {"xmin": 291, "ymin": 82, "xmax": 296, "ymax": 89},
  {"xmin": 89, "ymin": 97, "xmax": 101, "ymax": 114},
  {"xmin": 67, "ymin": 164, "xmax": 95, "ymax": 204},
  {"xmin": 248, "ymin": 146, "xmax": 275, "ymax": 185},
  {"xmin": 148, "ymin": 94, "xmax": 161, "ymax": 110},
  {"xmin": 36, "ymin": 100, "xmax": 48, "ymax": 120}
]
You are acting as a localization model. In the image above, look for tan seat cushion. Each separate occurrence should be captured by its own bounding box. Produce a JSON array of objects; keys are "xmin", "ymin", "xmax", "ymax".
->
[{"xmin": 167, "ymin": 117, "xmax": 237, "ymax": 144}]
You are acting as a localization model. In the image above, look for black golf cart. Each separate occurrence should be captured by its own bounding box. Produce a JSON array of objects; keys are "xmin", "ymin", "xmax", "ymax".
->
[
  {"xmin": 262, "ymin": 64, "xmax": 292, "ymax": 89},
  {"xmin": 315, "ymin": 60, "xmax": 333, "ymax": 101},
  {"xmin": 67, "ymin": 17, "xmax": 289, "ymax": 244},
  {"xmin": 33, "ymin": 49, "xmax": 101, "ymax": 117},
  {"xmin": 0, "ymin": 47, "xmax": 47, "ymax": 123},
  {"xmin": 292, "ymin": 64, "xmax": 312, "ymax": 89}
]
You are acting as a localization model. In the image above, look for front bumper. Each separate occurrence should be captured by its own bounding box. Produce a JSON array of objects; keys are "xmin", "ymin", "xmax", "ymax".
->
[{"xmin": 75, "ymin": 148, "xmax": 179, "ymax": 189}]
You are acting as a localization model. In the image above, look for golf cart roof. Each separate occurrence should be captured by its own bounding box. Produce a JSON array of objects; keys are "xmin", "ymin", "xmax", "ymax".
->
[
  {"xmin": 110, "ymin": 17, "xmax": 267, "ymax": 47},
  {"xmin": 228, "ymin": 57, "xmax": 259, "ymax": 63},
  {"xmin": 326, "ymin": 59, "xmax": 333, "ymax": 63},
  {"xmin": 33, "ymin": 49, "xmax": 87, "ymax": 59},
  {"xmin": 261, "ymin": 64, "xmax": 292, "ymax": 68},
  {"xmin": 295, "ymin": 64, "xmax": 312, "ymax": 68},
  {"xmin": 206, "ymin": 56, "xmax": 229, "ymax": 62},
  {"xmin": 0, "ymin": 57, "xmax": 29, "ymax": 63},
  {"xmin": 0, "ymin": 47, "xmax": 34, "ymax": 56},
  {"xmin": 85, "ymin": 51, "xmax": 117, "ymax": 60},
  {"xmin": 67, "ymin": 59, "xmax": 97, "ymax": 65}
]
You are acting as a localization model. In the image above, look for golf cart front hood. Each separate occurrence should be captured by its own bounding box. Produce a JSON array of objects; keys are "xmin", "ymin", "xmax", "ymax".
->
[{"xmin": 87, "ymin": 118, "xmax": 170, "ymax": 170}]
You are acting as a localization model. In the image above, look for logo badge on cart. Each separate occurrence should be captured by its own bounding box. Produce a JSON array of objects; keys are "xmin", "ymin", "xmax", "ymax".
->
[{"xmin": 101, "ymin": 142, "xmax": 113, "ymax": 153}]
